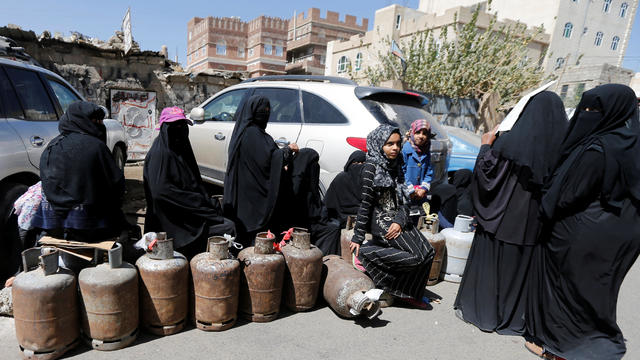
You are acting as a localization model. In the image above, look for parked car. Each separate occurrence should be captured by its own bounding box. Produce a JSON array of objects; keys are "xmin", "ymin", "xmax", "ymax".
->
[
  {"xmin": 442, "ymin": 125, "xmax": 481, "ymax": 175},
  {"xmin": 0, "ymin": 51, "xmax": 127, "ymax": 281},
  {"xmin": 187, "ymin": 75, "xmax": 452, "ymax": 194}
]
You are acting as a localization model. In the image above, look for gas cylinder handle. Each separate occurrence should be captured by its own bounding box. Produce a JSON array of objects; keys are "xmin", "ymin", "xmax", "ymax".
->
[
  {"xmin": 21, "ymin": 247, "xmax": 43, "ymax": 272},
  {"xmin": 345, "ymin": 215, "xmax": 356, "ymax": 230},
  {"xmin": 39, "ymin": 248, "xmax": 59, "ymax": 276},
  {"xmin": 108, "ymin": 243, "xmax": 123, "ymax": 268},
  {"xmin": 207, "ymin": 236, "xmax": 230, "ymax": 260},
  {"xmin": 292, "ymin": 227, "xmax": 310, "ymax": 250}
]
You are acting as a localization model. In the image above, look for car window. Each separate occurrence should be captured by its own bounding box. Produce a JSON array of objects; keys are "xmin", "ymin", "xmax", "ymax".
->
[
  {"xmin": 252, "ymin": 88, "xmax": 301, "ymax": 123},
  {"xmin": 0, "ymin": 68, "xmax": 25, "ymax": 119},
  {"xmin": 4, "ymin": 67, "xmax": 58, "ymax": 121},
  {"xmin": 302, "ymin": 91, "xmax": 348, "ymax": 124},
  {"xmin": 47, "ymin": 79, "xmax": 81, "ymax": 114},
  {"xmin": 203, "ymin": 89, "xmax": 248, "ymax": 121},
  {"xmin": 361, "ymin": 98, "xmax": 446, "ymax": 139}
]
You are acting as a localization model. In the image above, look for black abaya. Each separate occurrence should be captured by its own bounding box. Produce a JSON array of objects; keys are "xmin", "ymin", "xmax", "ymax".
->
[{"xmin": 325, "ymin": 151, "xmax": 366, "ymax": 226}]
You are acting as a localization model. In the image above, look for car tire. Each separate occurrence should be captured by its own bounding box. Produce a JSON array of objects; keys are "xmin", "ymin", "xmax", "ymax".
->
[
  {"xmin": 113, "ymin": 145, "xmax": 126, "ymax": 171},
  {"xmin": 0, "ymin": 182, "xmax": 29, "ymax": 283}
]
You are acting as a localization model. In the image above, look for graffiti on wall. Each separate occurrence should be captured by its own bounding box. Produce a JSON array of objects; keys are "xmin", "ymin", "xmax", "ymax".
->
[{"xmin": 110, "ymin": 89, "xmax": 157, "ymax": 160}]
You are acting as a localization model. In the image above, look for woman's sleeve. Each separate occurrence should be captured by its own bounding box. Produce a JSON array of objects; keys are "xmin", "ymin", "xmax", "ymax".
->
[
  {"xmin": 555, "ymin": 148, "xmax": 604, "ymax": 211},
  {"xmin": 393, "ymin": 196, "xmax": 411, "ymax": 230},
  {"xmin": 352, "ymin": 163, "xmax": 376, "ymax": 244}
]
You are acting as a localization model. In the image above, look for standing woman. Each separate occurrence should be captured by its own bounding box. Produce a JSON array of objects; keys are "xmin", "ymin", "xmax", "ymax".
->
[
  {"xmin": 223, "ymin": 96, "xmax": 299, "ymax": 246},
  {"xmin": 525, "ymin": 84, "xmax": 640, "ymax": 359},
  {"xmin": 349, "ymin": 125, "xmax": 434, "ymax": 308},
  {"xmin": 453, "ymin": 91, "xmax": 568, "ymax": 335}
]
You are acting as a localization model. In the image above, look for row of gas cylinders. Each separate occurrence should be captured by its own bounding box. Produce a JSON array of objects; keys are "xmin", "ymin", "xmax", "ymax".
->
[{"xmin": 11, "ymin": 228, "xmax": 383, "ymax": 360}]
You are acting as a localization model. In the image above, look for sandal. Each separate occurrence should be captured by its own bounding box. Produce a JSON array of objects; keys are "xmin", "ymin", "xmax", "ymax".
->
[
  {"xmin": 524, "ymin": 341, "xmax": 565, "ymax": 360},
  {"xmin": 352, "ymin": 253, "xmax": 366, "ymax": 272},
  {"xmin": 396, "ymin": 297, "xmax": 428, "ymax": 310}
]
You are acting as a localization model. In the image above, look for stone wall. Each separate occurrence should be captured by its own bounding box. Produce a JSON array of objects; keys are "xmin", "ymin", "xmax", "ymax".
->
[{"xmin": 0, "ymin": 26, "xmax": 244, "ymax": 114}]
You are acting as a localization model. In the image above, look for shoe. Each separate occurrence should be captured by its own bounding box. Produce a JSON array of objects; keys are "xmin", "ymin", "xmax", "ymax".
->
[
  {"xmin": 352, "ymin": 254, "xmax": 366, "ymax": 272},
  {"xmin": 524, "ymin": 341, "xmax": 565, "ymax": 360},
  {"xmin": 379, "ymin": 292, "xmax": 394, "ymax": 308},
  {"xmin": 396, "ymin": 297, "xmax": 428, "ymax": 310}
]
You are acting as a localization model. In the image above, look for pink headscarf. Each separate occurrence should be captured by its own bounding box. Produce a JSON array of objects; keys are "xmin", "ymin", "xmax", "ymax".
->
[{"xmin": 409, "ymin": 119, "xmax": 431, "ymax": 154}]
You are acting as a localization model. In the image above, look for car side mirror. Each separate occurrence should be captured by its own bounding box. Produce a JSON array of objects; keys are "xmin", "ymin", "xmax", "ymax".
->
[{"xmin": 189, "ymin": 107, "xmax": 205, "ymax": 121}]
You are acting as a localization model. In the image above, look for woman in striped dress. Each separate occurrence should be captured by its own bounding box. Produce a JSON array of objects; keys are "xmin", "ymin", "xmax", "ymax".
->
[{"xmin": 349, "ymin": 125, "xmax": 434, "ymax": 307}]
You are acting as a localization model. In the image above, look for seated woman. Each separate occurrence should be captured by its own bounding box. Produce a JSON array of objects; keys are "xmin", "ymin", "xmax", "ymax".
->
[
  {"xmin": 223, "ymin": 96, "xmax": 299, "ymax": 246},
  {"xmin": 144, "ymin": 107, "xmax": 235, "ymax": 259},
  {"xmin": 32, "ymin": 101, "xmax": 133, "ymax": 270},
  {"xmin": 325, "ymin": 150, "xmax": 366, "ymax": 227},
  {"xmin": 402, "ymin": 119, "xmax": 434, "ymax": 206},
  {"xmin": 349, "ymin": 125, "xmax": 434, "ymax": 308}
]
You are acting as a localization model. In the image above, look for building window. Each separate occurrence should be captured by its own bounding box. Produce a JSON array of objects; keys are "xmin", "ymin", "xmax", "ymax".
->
[
  {"xmin": 563, "ymin": 22, "xmax": 573, "ymax": 38},
  {"xmin": 555, "ymin": 57, "xmax": 565, "ymax": 70},
  {"xmin": 611, "ymin": 36, "xmax": 620, "ymax": 50},
  {"xmin": 620, "ymin": 3, "xmax": 629, "ymax": 17},
  {"xmin": 238, "ymin": 46, "xmax": 245, "ymax": 58},
  {"xmin": 575, "ymin": 83, "xmax": 586, "ymax": 98},
  {"xmin": 337, "ymin": 56, "xmax": 349, "ymax": 73},
  {"xmin": 275, "ymin": 46, "xmax": 283, "ymax": 57},
  {"xmin": 264, "ymin": 42, "xmax": 272, "ymax": 55},
  {"xmin": 594, "ymin": 31, "xmax": 603, "ymax": 46},
  {"xmin": 560, "ymin": 84, "xmax": 569, "ymax": 100},
  {"xmin": 248, "ymin": 48, "xmax": 254, "ymax": 57},
  {"xmin": 216, "ymin": 41, "xmax": 226, "ymax": 55},
  {"xmin": 395, "ymin": 14, "xmax": 402, "ymax": 30},
  {"xmin": 201, "ymin": 48, "xmax": 206, "ymax": 57},
  {"xmin": 603, "ymin": 0, "xmax": 612, "ymax": 13},
  {"xmin": 318, "ymin": 29, "xmax": 325, "ymax": 38},
  {"xmin": 189, "ymin": 31, "xmax": 192, "ymax": 40},
  {"xmin": 355, "ymin": 52, "xmax": 363, "ymax": 70}
]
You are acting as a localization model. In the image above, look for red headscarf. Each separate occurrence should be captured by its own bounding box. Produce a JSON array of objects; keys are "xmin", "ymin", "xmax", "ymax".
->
[{"xmin": 409, "ymin": 119, "xmax": 431, "ymax": 154}]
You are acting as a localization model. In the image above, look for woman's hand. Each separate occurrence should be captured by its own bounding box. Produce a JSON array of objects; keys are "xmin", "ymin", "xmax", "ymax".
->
[
  {"xmin": 349, "ymin": 241, "xmax": 360, "ymax": 257},
  {"xmin": 385, "ymin": 223, "xmax": 402, "ymax": 240},
  {"xmin": 481, "ymin": 125, "xmax": 499, "ymax": 146},
  {"xmin": 288, "ymin": 143, "xmax": 300, "ymax": 153},
  {"xmin": 415, "ymin": 188, "xmax": 427, "ymax": 199}
]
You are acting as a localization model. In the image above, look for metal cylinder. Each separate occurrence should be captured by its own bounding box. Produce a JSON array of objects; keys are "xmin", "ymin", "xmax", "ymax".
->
[
  {"xmin": 12, "ymin": 248, "xmax": 79, "ymax": 360},
  {"xmin": 281, "ymin": 228, "xmax": 323, "ymax": 312},
  {"xmin": 78, "ymin": 243, "xmax": 138, "ymax": 350},
  {"xmin": 340, "ymin": 216, "xmax": 356, "ymax": 263},
  {"xmin": 237, "ymin": 233, "xmax": 285, "ymax": 322},
  {"xmin": 190, "ymin": 237, "xmax": 240, "ymax": 331},
  {"xmin": 136, "ymin": 235, "xmax": 189, "ymax": 335},
  {"xmin": 418, "ymin": 216, "xmax": 447, "ymax": 286},
  {"xmin": 322, "ymin": 255, "xmax": 380, "ymax": 319}
]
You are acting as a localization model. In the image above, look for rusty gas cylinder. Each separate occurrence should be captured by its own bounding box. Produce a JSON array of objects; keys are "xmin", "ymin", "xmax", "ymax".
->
[
  {"xmin": 78, "ymin": 243, "xmax": 138, "ymax": 350},
  {"xmin": 340, "ymin": 216, "xmax": 356, "ymax": 263},
  {"xmin": 322, "ymin": 255, "xmax": 381, "ymax": 319},
  {"xmin": 281, "ymin": 228, "xmax": 323, "ymax": 312},
  {"xmin": 418, "ymin": 215, "xmax": 446, "ymax": 286},
  {"xmin": 190, "ymin": 236, "xmax": 240, "ymax": 331},
  {"xmin": 136, "ymin": 233, "xmax": 188, "ymax": 335},
  {"xmin": 237, "ymin": 232, "xmax": 285, "ymax": 322},
  {"xmin": 12, "ymin": 247, "xmax": 79, "ymax": 360}
]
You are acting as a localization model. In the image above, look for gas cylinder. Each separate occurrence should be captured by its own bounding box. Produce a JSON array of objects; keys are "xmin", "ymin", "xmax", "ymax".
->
[
  {"xmin": 78, "ymin": 243, "xmax": 138, "ymax": 350},
  {"xmin": 417, "ymin": 215, "xmax": 447, "ymax": 286},
  {"xmin": 12, "ymin": 247, "xmax": 79, "ymax": 360},
  {"xmin": 190, "ymin": 236, "xmax": 240, "ymax": 331},
  {"xmin": 441, "ymin": 215, "xmax": 475, "ymax": 283},
  {"xmin": 322, "ymin": 255, "xmax": 381, "ymax": 319},
  {"xmin": 136, "ymin": 233, "xmax": 189, "ymax": 335},
  {"xmin": 237, "ymin": 232, "xmax": 285, "ymax": 322},
  {"xmin": 281, "ymin": 228, "xmax": 323, "ymax": 312},
  {"xmin": 340, "ymin": 216, "xmax": 356, "ymax": 263}
]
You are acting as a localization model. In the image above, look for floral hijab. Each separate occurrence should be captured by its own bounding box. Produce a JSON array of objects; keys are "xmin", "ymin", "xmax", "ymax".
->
[
  {"xmin": 366, "ymin": 124, "xmax": 404, "ymax": 188},
  {"xmin": 409, "ymin": 119, "xmax": 431, "ymax": 154}
]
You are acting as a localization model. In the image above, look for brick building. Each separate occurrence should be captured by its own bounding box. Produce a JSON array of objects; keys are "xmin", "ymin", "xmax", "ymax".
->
[
  {"xmin": 186, "ymin": 15, "xmax": 288, "ymax": 77},
  {"xmin": 286, "ymin": 8, "xmax": 368, "ymax": 75}
]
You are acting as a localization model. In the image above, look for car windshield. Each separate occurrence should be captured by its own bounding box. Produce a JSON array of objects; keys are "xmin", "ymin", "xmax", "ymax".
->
[{"xmin": 361, "ymin": 99, "xmax": 446, "ymax": 139}]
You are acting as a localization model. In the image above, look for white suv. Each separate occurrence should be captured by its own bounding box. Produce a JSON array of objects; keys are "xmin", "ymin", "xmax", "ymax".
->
[
  {"xmin": 0, "ymin": 50, "xmax": 127, "ymax": 280},
  {"xmin": 188, "ymin": 75, "xmax": 451, "ymax": 193}
]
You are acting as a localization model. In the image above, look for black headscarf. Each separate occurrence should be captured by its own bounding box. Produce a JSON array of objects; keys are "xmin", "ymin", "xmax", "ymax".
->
[
  {"xmin": 542, "ymin": 84, "xmax": 640, "ymax": 219},
  {"xmin": 325, "ymin": 151, "xmax": 366, "ymax": 222},
  {"xmin": 492, "ymin": 91, "xmax": 568, "ymax": 186},
  {"xmin": 144, "ymin": 119, "xmax": 230, "ymax": 248},
  {"xmin": 223, "ymin": 95, "xmax": 287, "ymax": 234},
  {"xmin": 40, "ymin": 101, "xmax": 123, "ymax": 214},
  {"xmin": 366, "ymin": 125, "xmax": 404, "ymax": 187}
]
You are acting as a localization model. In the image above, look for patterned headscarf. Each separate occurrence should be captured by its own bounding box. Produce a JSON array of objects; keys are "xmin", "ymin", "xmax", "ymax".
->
[
  {"xmin": 366, "ymin": 124, "xmax": 403, "ymax": 188},
  {"xmin": 409, "ymin": 119, "xmax": 431, "ymax": 154}
]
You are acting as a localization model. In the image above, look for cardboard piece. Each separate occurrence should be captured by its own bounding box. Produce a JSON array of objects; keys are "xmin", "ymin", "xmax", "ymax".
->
[
  {"xmin": 497, "ymin": 80, "xmax": 557, "ymax": 132},
  {"xmin": 38, "ymin": 236, "xmax": 116, "ymax": 261}
]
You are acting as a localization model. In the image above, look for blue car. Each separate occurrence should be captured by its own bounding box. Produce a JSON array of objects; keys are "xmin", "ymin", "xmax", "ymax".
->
[{"xmin": 442, "ymin": 125, "xmax": 481, "ymax": 175}]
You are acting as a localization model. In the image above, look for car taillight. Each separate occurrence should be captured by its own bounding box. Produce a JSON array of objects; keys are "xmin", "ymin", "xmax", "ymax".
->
[{"xmin": 346, "ymin": 137, "xmax": 367, "ymax": 152}]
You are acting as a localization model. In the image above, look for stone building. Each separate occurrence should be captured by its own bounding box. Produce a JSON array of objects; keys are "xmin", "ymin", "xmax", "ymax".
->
[
  {"xmin": 186, "ymin": 15, "xmax": 288, "ymax": 77},
  {"xmin": 286, "ymin": 8, "xmax": 368, "ymax": 75}
]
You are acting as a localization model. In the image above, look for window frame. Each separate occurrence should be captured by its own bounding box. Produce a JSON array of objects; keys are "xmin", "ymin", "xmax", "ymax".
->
[
  {"xmin": 301, "ymin": 90, "xmax": 349, "ymax": 124},
  {"xmin": 355, "ymin": 52, "xmax": 363, "ymax": 71},
  {"xmin": 45, "ymin": 77, "xmax": 82, "ymax": 116},
  {"xmin": 620, "ymin": 2, "xmax": 628, "ymax": 17},
  {"xmin": 555, "ymin": 57, "xmax": 565, "ymax": 70},
  {"xmin": 603, "ymin": 0, "xmax": 612, "ymax": 13},
  {"xmin": 611, "ymin": 35, "xmax": 620, "ymax": 50},
  {"xmin": 563, "ymin": 22, "xmax": 573, "ymax": 38},
  {"xmin": 251, "ymin": 87, "xmax": 302, "ymax": 124},
  {"xmin": 395, "ymin": 14, "xmax": 402, "ymax": 30},
  {"xmin": 594, "ymin": 31, "xmax": 604, "ymax": 46},
  {"xmin": 216, "ymin": 41, "xmax": 226, "ymax": 55},
  {"xmin": 337, "ymin": 55, "xmax": 349, "ymax": 73},
  {"xmin": 201, "ymin": 88, "xmax": 249, "ymax": 122},
  {"xmin": 4, "ymin": 65, "xmax": 60, "ymax": 121}
]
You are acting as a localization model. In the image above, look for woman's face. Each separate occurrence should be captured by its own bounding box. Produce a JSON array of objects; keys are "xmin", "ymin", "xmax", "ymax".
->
[
  {"xmin": 413, "ymin": 128, "xmax": 430, "ymax": 147},
  {"xmin": 382, "ymin": 132, "xmax": 402, "ymax": 160}
]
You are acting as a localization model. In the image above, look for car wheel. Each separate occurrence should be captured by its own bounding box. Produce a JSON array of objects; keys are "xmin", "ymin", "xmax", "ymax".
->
[
  {"xmin": 0, "ymin": 182, "xmax": 29, "ymax": 283},
  {"xmin": 113, "ymin": 145, "xmax": 126, "ymax": 171}
]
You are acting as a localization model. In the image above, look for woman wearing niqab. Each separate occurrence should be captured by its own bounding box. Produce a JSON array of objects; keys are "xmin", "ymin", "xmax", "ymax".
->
[
  {"xmin": 325, "ymin": 150, "xmax": 366, "ymax": 227},
  {"xmin": 525, "ymin": 84, "xmax": 640, "ymax": 360},
  {"xmin": 453, "ymin": 91, "xmax": 568, "ymax": 335}
]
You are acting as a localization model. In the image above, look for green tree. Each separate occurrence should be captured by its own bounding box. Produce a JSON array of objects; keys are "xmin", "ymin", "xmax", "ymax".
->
[{"xmin": 364, "ymin": 4, "xmax": 549, "ymax": 109}]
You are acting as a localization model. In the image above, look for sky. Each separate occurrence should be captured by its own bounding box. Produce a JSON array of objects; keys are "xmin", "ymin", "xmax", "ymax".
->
[{"xmin": 1, "ymin": 0, "xmax": 639, "ymax": 72}]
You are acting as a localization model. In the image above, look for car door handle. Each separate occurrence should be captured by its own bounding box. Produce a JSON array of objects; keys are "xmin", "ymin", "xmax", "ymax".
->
[
  {"xmin": 275, "ymin": 138, "xmax": 290, "ymax": 147},
  {"xmin": 214, "ymin": 133, "xmax": 225, "ymax": 141},
  {"xmin": 30, "ymin": 136, "xmax": 45, "ymax": 147}
]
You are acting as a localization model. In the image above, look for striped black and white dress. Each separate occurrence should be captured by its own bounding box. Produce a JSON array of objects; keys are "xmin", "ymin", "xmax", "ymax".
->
[{"xmin": 351, "ymin": 162, "xmax": 434, "ymax": 300}]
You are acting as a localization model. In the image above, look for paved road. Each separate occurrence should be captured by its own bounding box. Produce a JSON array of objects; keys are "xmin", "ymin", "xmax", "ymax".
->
[{"xmin": 1, "ymin": 259, "xmax": 638, "ymax": 360}]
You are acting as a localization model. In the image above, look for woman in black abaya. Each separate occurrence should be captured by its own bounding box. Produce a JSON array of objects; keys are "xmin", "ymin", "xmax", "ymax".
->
[
  {"xmin": 525, "ymin": 84, "xmax": 640, "ymax": 360},
  {"xmin": 325, "ymin": 150, "xmax": 366, "ymax": 227},
  {"xmin": 144, "ymin": 107, "xmax": 235, "ymax": 258},
  {"xmin": 223, "ymin": 96, "xmax": 299, "ymax": 246},
  {"xmin": 453, "ymin": 91, "xmax": 568, "ymax": 335}
]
